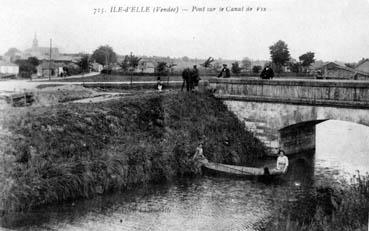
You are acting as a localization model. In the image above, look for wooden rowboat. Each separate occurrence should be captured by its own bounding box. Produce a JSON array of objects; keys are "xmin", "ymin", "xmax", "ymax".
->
[{"xmin": 201, "ymin": 161, "xmax": 286, "ymax": 177}]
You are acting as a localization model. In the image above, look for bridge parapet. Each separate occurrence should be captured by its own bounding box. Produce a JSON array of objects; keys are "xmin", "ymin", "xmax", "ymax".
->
[{"xmin": 209, "ymin": 78, "xmax": 369, "ymax": 109}]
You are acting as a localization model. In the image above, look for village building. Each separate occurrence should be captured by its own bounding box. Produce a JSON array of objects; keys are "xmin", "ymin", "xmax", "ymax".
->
[
  {"xmin": 355, "ymin": 59, "xmax": 369, "ymax": 73},
  {"xmin": 23, "ymin": 34, "xmax": 61, "ymax": 60},
  {"xmin": 135, "ymin": 60, "xmax": 155, "ymax": 73},
  {"xmin": 91, "ymin": 62, "xmax": 103, "ymax": 72},
  {"xmin": 37, "ymin": 61, "xmax": 63, "ymax": 77},
  {"xmin": 36, "ymin": 59, "xmax": 80, "ymax": 77},
  {"xmin": 0, "ymin": 60, "xmax": 19, "ymax": 75},
  {"xmin": 316, "ymin": 62, "xmax": 369, "ymax": 80}
]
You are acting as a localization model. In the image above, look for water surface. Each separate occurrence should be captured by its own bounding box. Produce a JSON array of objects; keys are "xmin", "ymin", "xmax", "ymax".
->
[{"xmin": 1, "ymin": 120, "xmax": 368, "ymax": 231}]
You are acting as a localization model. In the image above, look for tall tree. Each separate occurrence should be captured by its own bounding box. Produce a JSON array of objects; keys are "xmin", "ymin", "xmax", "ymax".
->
[
  {"xmin": 156, "ymin": 62, "xmax": 168, "ymax": 77},
  {"xmin": 4, "ymin": 48, "xmax": 21, "ymax": 57},
  {"xmin": 269, "ymin": 40, "xmax": 291, "ymax": 74},
  {"xmin": 91, "ymin": 45, "xmax": 117, "ymax": 66},
  {"xmin": 120, "ymin": 54, "xmax": 142, "ymax": 72},
  {"xmin": 252, "ymin": 65, "xmax": 262, "ymax": 74},
  {"xmin": 128, "ymin": 55, "xmax": 141, "ymax": 71},
  {"xmin": 4, "ymin": 48, "xmax": 21, "ymax": 62},
  {"xmin": 299, "ymin": 52, "xmax": 315, "ymax": 71},
  {"xmin": 27, "ymin": 57, "xmax": 40, "ymax": 67},
  {"xmin": 15, "ymin": 58, "xmax": 39, "ymax": 77},
  {"xmin": 241, "ymin": 57, "xmax": 252, "ymax": 71},
  {"xmin": 289, "ymin": 62, "xmax": 301, "ymax": 73},
  {"xmin": 120, "ymin": 56, "xmax": 130, "ymax": 71},
  {"xmin": 77, "ymin": 54, "xmax": 91, "ymax": 73}
]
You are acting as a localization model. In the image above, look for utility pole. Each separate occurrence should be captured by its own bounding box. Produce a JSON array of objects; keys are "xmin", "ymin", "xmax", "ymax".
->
[
  {"xmin": 49, "ymin": 38, "xmax": 52, "ymax": 80},
  {"xmin": 105, "ymin": 52, "xmax": 108, "ymax": 69},
  {"xmin": 130, "ymin": 51, "xmax": 133, "ymax": 86}
]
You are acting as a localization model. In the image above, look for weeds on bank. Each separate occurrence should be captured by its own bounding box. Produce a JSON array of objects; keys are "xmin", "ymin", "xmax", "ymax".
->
[
  {"xmin": 265, "ymin": 174, "xmax": 369, "ymax": 231},
  {"xmin": 0, "ymin": 91, "xmax": 268, "ymax": 212}
]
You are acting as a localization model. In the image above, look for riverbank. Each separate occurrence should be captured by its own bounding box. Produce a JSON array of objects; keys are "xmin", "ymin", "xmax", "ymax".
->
[
  {"xmin": 265, "ymin": 174, "xmax": 369, "ymax": 231},
  {"xmin": 0, "ymin": 91, "xmax": 267, "ymax": 213}
]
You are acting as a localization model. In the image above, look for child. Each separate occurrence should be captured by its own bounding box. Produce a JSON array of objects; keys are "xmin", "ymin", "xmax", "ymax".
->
[{"xmin": 157, "ymin": 81, "xmax": 163, "ymax": 92}]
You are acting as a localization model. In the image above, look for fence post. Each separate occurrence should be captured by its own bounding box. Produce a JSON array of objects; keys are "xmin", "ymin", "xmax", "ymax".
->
[
  {"xmin": 130, "ymin": 70, "xmax": 133, "ymax": 88},
  {"xmin": 24, "ymin": 89, "xmax": 27, "ymax": 106}
]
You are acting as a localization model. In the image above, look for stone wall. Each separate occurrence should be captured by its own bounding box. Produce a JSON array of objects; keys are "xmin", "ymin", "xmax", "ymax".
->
[
  {"xmin": 223, "ymin": 100, "xmax": 369, "ymax": 155},
  {"xmin": 210, "ymin": 78, "xmax": 369, "ymax": 155}
]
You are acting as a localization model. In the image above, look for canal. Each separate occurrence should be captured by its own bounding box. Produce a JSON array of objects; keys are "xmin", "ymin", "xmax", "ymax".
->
[{"xmin": 1, "ymin": 120, "xmax": 368, "ymax": 231}]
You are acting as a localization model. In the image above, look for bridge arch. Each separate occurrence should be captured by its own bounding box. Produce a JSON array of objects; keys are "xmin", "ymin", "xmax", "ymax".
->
[
  {"xmin": 223, "ymin": 100, "xmax": 369, "ymax": 155},
  {"xmin": 279, "ymin": 120, "xmax": 327, "ymax": 154},
  {"xmin": 210, "ymin": 78, "xmax": 369, "ymax": 155}
]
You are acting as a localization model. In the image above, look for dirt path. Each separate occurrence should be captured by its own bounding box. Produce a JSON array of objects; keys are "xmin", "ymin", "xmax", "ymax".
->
[{"xmin": 70, "ymin": 90, "xmax": 170, "ymax": 103}]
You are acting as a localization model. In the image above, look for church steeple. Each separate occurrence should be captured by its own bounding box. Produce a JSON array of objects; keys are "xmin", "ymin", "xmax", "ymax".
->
[{"xmin": 32, "ymin": 33, "xmax": 38, "ymax": 48}]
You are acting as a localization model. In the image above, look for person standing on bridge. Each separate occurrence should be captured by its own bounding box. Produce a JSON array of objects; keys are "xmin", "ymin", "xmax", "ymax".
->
[
  {"xmin": 218, "ymin": 64, "xmax": 231, "ymax": 78},
  {"xmin": 260, "ymin": 65, "xmax": 274, "ymax": 79},
  {"xmin": 276, "ymin": 149, "xmax": 289, "ymax": 173},
  {"xmin": 191, "ymin": 65, "xmax": 200, "ymax": 91},
  {"xmin": 181, "ymin": 67, "xmax": 192, "ymax": 92}
]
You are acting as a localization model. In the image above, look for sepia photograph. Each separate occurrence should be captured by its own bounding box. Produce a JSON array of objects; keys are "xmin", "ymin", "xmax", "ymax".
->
[{"xmin": 0, "ymin": 0, "xmax": 369, "ymax": 230}]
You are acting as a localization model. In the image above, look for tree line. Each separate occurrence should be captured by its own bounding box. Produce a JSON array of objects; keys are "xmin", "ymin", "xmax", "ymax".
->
[{"xmin": 7, "ymin": 39, "xmax": 367, "ymax": 78}]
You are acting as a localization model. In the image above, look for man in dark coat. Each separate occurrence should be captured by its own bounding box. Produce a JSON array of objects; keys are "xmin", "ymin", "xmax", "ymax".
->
[
  {"xmin": 181, "ymin": 68, "xmax": 192, "ymax": 91},
  {"xmin": 260, "ymin": 65, "xmax": 274, "ymax": 79},
  {"xmin": 191, "ymin": 65, "xmax": 200, "ymax": 91},
  {"xmin": 217, "ymin": 64, "xmax": 231, "ymax": 78}
]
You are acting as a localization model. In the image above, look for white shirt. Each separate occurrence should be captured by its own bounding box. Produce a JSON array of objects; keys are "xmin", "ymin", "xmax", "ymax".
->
[{"xmin": 276, "ymin": 155, "xmax": 289, "ymax": 171}]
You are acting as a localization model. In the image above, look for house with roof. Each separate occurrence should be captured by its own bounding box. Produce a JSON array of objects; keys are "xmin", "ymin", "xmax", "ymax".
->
[
  {"xmin": 0, "ymin": 60, "xmax": 19, "ymax": 75},
  {"xmin": 37, "ymin": 61, "xmax": 61, "ymax": 77},
  {"xmin": 316, "ymin": 62, "xmax": 369, "ymax": 80},
  {"xmin": 135, "ymin": 59, "xmax": 155, "ymax": 73},
  {"xmin": 91, "ymin": 62, "xmax": 103, "ymax": 72},
  {"xmin": 355, "ymin": 59, "xmax": 369, "ymax": 73}
]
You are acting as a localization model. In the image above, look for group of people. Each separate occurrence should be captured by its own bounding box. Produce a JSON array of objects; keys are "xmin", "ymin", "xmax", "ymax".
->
[
  {"xmin": 177, "ymin": 63, "xmax": 276, "ymax": 93},
  {"xmin": 181, "ymin": 65, "xmax": 200, "ymax": 92},
  {"xmin": 181, "ymin": 64, "xmax": 233, "ymax": 92},
  {"xmin": 192, "ymin": 141, "xmax": 289, "ymax": 173}
]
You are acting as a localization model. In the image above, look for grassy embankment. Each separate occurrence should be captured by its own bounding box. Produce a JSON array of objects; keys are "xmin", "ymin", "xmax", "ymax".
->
[
  {"xmin": 265, "ymin": 174, "xmax": 369, "ymax": 231},
  {"xmin": 0, "ymin": 91, "xmax": 267, "ymax": 213}
]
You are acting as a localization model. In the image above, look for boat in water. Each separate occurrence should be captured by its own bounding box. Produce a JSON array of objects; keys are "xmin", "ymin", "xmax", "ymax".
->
[{"xmin": 201, "ymin": 161, "xmax": 287, "ymax": 178}]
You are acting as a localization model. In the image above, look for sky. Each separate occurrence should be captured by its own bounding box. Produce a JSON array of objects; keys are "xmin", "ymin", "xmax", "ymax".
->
[{"xmin": 0, "ymin": 0, "xmax": 368, "ymax": 62}]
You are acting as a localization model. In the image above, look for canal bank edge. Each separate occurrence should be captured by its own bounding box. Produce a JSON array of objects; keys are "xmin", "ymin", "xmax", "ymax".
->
[{"xmin": 0, "ymin": 91, "xmax": 268, "ymax": 213}]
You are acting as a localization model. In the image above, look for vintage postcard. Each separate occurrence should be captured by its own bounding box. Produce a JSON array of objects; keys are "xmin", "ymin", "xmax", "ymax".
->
[{"xmin": 0, "ymin": 0, "xmax": 368, "ymax": 230}]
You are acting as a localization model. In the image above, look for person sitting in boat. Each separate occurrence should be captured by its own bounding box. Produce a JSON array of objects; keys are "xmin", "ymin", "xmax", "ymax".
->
[
  {"xmin": 192, "ymin": 142, "xmax": 208, "ymax": 164},
  {"xmin": 276, "ymin": 149, "xmax": 289, "ymax": 173}
]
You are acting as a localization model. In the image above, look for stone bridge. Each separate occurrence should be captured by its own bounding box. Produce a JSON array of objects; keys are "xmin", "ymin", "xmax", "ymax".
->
[{"xmin": 208, "ymin": 78, "xmax": 369, "ymax": 155}]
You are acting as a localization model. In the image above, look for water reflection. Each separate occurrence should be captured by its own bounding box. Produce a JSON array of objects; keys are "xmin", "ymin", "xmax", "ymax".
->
[
  {"xmin": 1, "ymin": 178, "xmax": 277, "ymax": 231},
  {"xmin": 0, "ymin": 158, "xmax": 317, "ymax": 231},
  {"xmin": 316, "ymin": 120, "xmax": 369, "ymax": 176},
  {"xmin": 1, "ymin": 120, "xmax": 369, "ymax": 230}
]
